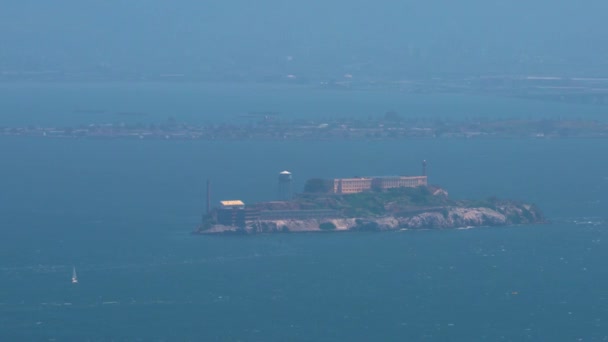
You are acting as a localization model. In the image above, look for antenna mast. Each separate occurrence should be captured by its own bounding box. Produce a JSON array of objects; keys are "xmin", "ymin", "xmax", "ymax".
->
[{"xmin": 206, "ymin": 179, "xmax": 211, "ymax": 215}]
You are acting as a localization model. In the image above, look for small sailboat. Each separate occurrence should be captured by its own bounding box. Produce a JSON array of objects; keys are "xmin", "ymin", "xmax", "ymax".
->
[{"xmin": 71, "ymin": 266, "xmax": 78, "ymax": 284}]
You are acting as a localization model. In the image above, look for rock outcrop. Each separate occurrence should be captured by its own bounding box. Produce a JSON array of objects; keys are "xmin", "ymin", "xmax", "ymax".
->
[{"xmin": 198, "ymin": 202, "xmax": 545, "ymax": 235}]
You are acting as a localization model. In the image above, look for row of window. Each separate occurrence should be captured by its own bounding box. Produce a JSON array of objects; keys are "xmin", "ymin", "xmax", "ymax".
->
[{"xmin": 332, "ymin": 177, "xmax": 427, "ymax": 193}]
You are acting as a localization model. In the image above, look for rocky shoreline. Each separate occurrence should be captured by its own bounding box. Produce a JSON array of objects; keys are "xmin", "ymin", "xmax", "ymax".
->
[{"xmin": 196, "ymin": 201, "xmax": 545, "ymax": 235}]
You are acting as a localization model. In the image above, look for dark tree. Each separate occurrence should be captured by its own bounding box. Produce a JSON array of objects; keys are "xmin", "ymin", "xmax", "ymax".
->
[
  {"xmin": 304, "ymin": 178, "xmax": 332, "ymax": 193},
  {"xmin": 319, "ymin": 222, "xmax": 337, "ymax": 230},
  {"xmin": 384, "ymin": 111, "xmax": 402, "ymax": 122}
]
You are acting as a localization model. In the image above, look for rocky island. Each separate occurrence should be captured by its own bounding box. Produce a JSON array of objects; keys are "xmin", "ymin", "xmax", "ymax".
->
[{"xmin": 194, "ymin": 172, "xmax": 545, "ymax": 235}]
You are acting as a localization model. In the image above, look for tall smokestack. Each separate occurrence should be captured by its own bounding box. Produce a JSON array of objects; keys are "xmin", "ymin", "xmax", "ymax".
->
[
  {"xmin": 422, "ymin": 160, "xmax": 427, "ymax": 177},
  {"xmin": 206, "ymin": 179, "xmax": 211, "ymax": 215}
]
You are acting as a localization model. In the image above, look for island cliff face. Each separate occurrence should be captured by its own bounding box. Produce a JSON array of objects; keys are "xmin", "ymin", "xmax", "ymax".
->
[{"xmin": 196, "ymin": 186, "xmax": 545, "ymax": 235}]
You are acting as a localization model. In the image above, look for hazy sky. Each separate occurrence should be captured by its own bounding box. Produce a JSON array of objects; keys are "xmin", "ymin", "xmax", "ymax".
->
[{"xmin": 1, "ymin": 1, "xmax": 606, "ymax": 77}]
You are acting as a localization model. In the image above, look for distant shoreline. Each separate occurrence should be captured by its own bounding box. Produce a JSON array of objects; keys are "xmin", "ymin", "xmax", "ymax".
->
[{"xmin": 2, "ymin": 117, "xmax": 608, "ymax": 140}]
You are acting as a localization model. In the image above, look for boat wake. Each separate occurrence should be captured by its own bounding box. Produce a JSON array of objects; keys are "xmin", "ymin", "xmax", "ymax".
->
[{"xmin": 554, "ymin": 216, "xmax": 607, "ymax": 227}]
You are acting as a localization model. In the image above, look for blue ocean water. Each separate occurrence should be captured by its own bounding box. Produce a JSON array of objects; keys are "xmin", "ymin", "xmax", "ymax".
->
[{"xmin": 0, "ymin": 83, "xmax": 607, "ymax": 341}]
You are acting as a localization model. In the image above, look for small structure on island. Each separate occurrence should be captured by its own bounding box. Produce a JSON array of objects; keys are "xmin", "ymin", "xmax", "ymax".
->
[
  {"xmin": 217, "ymin": 200, "xmax": 250, "ymax": 227},
  {"xmin": 219, "ymin": 200, "xmax": 245, "ymax": 209},
  {"xmin": 278, "ymin": 170, "xmax": 293, "ymax": 200}
]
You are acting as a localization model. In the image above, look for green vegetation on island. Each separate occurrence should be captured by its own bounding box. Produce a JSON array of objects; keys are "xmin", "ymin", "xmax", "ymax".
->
[{"xmin": 292, "ymin": 186, "xmax": 450, "ymax": 216}]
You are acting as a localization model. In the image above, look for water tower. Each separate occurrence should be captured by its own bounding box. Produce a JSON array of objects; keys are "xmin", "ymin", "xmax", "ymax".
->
[{"xmin": 278, "ymin": 170, "xmax": 293, "ymax": 200}]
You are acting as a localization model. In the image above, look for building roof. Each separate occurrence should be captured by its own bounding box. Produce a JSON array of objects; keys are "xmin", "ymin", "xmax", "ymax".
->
[
  {"xmin": 371, "ymin": 175, "xmax": 426, "ymax": 179},
  {"xmin": 220, "ymin": 200, "xmax": 245, "ymax": 207},
  {"xmin": 279, "ymin": 170, "xmax": 291, "ymax": 175}
]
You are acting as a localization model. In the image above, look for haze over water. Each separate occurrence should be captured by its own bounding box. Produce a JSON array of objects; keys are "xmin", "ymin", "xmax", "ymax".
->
[
  {"xmin": 2, "ymin": 1, "xmax": 608, "ymax": 340},
  {"xmin": 1, "ymin": 82, "xmax": 608, "ymax": 127},
  {"xmin": 2, "ymin": 1, "xmax": 608, "ymax": 78}
]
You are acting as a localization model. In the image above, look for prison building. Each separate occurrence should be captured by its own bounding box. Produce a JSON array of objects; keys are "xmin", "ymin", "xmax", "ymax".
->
[
  {"xmin": 333, "ymin": 178, "xmax": 373, "ymax": 194},
  {"xmin": 371, "ymin": 176, "xmax": 428, "ymax": 189},
  {"xmin": 331, "ymin": 176, "xmax": 428, "ymax": 194}
]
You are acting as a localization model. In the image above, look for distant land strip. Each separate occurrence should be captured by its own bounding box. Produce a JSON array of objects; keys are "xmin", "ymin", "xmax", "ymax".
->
[{"xmin": 2, "ymin": 117, "xmax": 608, "ymax": 140}]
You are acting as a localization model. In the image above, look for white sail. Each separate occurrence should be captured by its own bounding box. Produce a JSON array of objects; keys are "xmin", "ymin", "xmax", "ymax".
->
[{"xmin": 71, "ymin": 267, "xmax": 78, "ymax": 284}]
